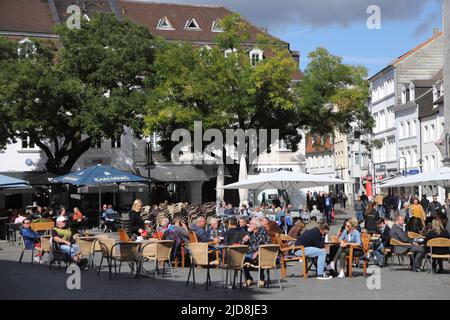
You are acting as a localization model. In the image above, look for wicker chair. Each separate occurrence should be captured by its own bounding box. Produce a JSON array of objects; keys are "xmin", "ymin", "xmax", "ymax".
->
[
  {"xmin": 222, "ymin": 245, "xmax": 249, "ymax": 289},
  {"xmin": 186, "ymin": 242, "xmax": 220, "ymax": 290},
  {"xmin": 77, "ymin": 237, "xmax": 97, "ymax": 269},
  {"xmin": 388, "ymin": 238, "xmax": 415, "ymax": 271},
  {"xmin": 142, "ymin": 240, "xmax": 175, "ymax": 278},
  {"xmin": 245, "ymin": 244, "xmax": 282, "ymax": 289},
  {"xmin": 109, "ymin": 242, "xmax": 141, "ymax": 279},
  {"xmin": 425, "ymin": 238, "xmax": 450, "ymax": 274},
  {"xmin": 97, "ymin": 238, "xmax": 117, "ymax": 279}
]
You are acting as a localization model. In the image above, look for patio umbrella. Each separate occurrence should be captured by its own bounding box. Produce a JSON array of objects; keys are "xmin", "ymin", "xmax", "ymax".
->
[
  {"xmin": 238, "ymin": 154, "xmax": 248, "ymax": 207},
  {"xmin": 221, "ymin": 170, "xmax": 347, "ymax": 191},
  {"xmin": 0, "ymin": 174, "xmax": 29, "ymax": 188},
  {"xmin": 53, "ymin": 164, "xmax": 149, "ymax": 220},
  {"xmin": 215, "ymin": 164, "xmax": 225, "ymax": 212},
  {"xmin": 380, "ymin": 167, "xmax": 450, "ymax": 189}
]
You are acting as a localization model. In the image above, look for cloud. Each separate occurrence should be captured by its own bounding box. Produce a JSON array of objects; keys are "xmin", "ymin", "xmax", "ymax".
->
[{"xmin": 133, "ymin": 0, "xmax": 440, "ymax": 31}]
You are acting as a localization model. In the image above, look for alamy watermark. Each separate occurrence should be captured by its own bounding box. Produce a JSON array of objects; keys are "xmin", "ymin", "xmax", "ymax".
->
[
  {"xmin": 366, "ymin": 266, "xmax": 381, "ymax": 290},
  {"xmin": 66, "ymin": 264, "xmax": 81, "ymax": 290},
  {"xmin": 66, "ymin": 5, "xmax": 81, "ymax": 30},
  {"xmin": 170, "ymin": 121, "xmax": 281, "ymax": 166},
  {"xmin": 367, "ymin": 5, "xmax": 382, "ymax": 30}
]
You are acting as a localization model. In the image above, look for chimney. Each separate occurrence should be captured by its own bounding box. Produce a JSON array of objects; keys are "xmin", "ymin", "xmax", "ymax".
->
[
  {"xmin": 433, "ymin": 27, "xmax": 440, "ymax": 36},
  {"xmin": 262, "ymin": 27, "xmax": 268, "ymax": 33}
]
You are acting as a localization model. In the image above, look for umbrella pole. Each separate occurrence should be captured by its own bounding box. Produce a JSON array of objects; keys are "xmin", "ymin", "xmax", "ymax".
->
[{"xmin": 99, "ymin": 186, "xmax": 102, "ymax": 228}]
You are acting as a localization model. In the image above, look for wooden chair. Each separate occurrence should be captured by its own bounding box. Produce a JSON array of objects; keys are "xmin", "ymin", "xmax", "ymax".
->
[
  {"xmin": 119, "ymin": 229, "xmax": 131, "ymax": 242},
  {"xmin": 346, "ymin": 233, "xmax": 370, "ymax": 278},
  {"xmin": 425, "ymin": 238, "xmax": 450, "ymax": 274},
  {"xmin": 142, "ymin": 240, "xmax": 175, "ymax": 278},
  {"xmin": 388, "ymin": 238, "xmax": 415, "ymax": 271},
  {"xmin": 222, "ymin": 245, "xmax": 248, "ymax": 289},
  {"xmin": 186, "ymin": 242, "xmax": 219, "ymax": 290},
  {"xmin": 407, "ymin": 232, "xmax": 425, "ymax": 240},
  {"xmin": 30, "ymin": 221, "xmax": 54, "ymax": 234},
  {"xmin": 245, "ymin": 244, "xmax": 282, "ymax": 289}
]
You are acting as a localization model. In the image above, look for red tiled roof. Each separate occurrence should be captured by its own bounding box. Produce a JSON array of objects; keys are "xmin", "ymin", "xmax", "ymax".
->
[{"xmin": 0, "ymin": 0, "xmax": 55, "ymax": 34}]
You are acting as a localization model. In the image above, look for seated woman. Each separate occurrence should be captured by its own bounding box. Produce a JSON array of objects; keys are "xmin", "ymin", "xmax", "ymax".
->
[
  {"xmin": 268, "ymin": 221, "xmax": 283, "ymax": 245},
  {"xmin": 424, "ymin": 218, "xmax": 450, "ymax": 273},
  {"xmin": 153, "ymin": 217, "xmax": 170, "ymax": 240},
  {"xmin": 20, "ymin": 218, "xmax": 43, "ymax": 263},
  {"xmin": 406, "ymin": 216, "xmax": 424, "ymax": 235},
  {"xmin": 329, "ymin": 218, "xmax": 362, "ymax": 279}
]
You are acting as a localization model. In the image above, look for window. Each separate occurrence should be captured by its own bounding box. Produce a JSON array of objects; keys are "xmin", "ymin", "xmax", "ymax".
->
[
  {"xmin": 156, "ymin": 17, "xmax": 175, "ymax": 30},
  {"xmin": 430, "ymin": 155, "xmax": 436, "ymax": 170},
  {"xmin": 111, "ymin": 136, "xmax": 121, "ymax": 149},
  {"xmin": 401, "ymin": 86, "xmax": 407, "ymax": 104},
  {"xmin": 21, "ymin": 136, "xmax": 35, "ymax": 149},
  {"xmin": 433, "ymin": 86, "xmax": 439, "ymax": 102},
  {"xmin": 424, "ymin": 156, "xmax": 429, "ymax": 172},
  {"xmin": 354, "ymin": 153, "xmax": 361, "ymax": 166},
  {"xmin": 430, "ymin": 124, "xmax": 435, "ymax": 142},
  {"xmin": 17, "ymin": 38, "xmax": 37, "ymax": 59},
  {"xmin": 319, "ymin": 156, "xmax": 324, "ymax": 168},
  {"xmin": 405, "ymin": 121, "xmax": 410, "ymax": 138},
  {"xmin": 409, "ymin": 83, "xmax": 415, "ymax": 101},
  {"xmin": 411, "ymin": 120, "xmax": 417, "ymax": 137},
  {"xmin": 423, "ymin": 126, "xmax": 429, "ymax": 143},
  {"xmin": 211, "ymin": 19, "xmax": 224, "ymax": 32},
  {"xmin": 279, "ymin": 139, "xmax": 291, "ymax": 152},
  {"xmin": 249, "ymin": 49, "xmax": 263, "ymax": 67},
  {"xmin": 412, "ymin": 148, "xmax": 417, "ymax": 167},
  {"xmin": 185, "ymin": 18, "xmax": 201, "ymax": 30},
  {"xmin": 399, "ymin": 122, "xmax": 404, "ymax": 139}
]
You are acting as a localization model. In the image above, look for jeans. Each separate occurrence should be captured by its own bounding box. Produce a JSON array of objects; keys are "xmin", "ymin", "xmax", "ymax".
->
[
  {"xmin": 373, "ymin": 242, "xmax": 385, "ymax": 266},
  {"xmin": 333, "ymin": 246, "xmax": 363, "ymax": 271},
  {"xmin": 295, "ymin": 247, "xmax": 327, "ymax": 276},
  {"xmin": 243, "ymin": 253, "xmax": 265, "ymax": 281},
  {"xmin": 324, "ymin": 207, "xmax": 332, "ymax": 224},
  {"xmin": 356, "ymin": 210, "xmax": 364, "ymax": 222},
  {"xmin": 59, "ymin": 244, "xmax": 80, "ymax": 259}
]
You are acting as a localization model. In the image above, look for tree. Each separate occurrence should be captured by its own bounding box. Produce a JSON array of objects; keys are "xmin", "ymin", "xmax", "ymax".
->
[
  {"xmin": 145, "ymin": 15, "xmax": 301, "ymax": 180},
  {"xmin": 296, "ymin": 47, "xmax": 373, "ymax": 136},
  {"xmin": 0, "ymin": 14, "xmax": 155, "ymax": 174}
]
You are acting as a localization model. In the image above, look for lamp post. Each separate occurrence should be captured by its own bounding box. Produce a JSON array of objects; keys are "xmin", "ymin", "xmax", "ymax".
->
[
  {"xmin": 145, "ymin": 137, "xmax": 155, "ymax": 204},
  {"xmin": 398, "ymin": 157, "xmax": 408, "ymax": 177}
]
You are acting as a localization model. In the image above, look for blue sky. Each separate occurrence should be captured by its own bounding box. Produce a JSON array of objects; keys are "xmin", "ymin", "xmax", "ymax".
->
[{"xmin": 142, "ymin": 0, "xmax": 443, "ymax": 76}]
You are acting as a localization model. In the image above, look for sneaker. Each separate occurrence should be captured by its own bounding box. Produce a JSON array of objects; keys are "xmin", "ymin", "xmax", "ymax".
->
[
  {"xmin": 337, "ymin": 270, "xmax": 345, "ymax": 279},
  {"xmin": 245, "ymin": 279, "xmax": 254, "ymax": 287},
  {"xmin": 317, "ymin": 274, "xmax": 333, "ymax": 280},
  {"xmin": 33, "ymin": 257, "xmax": 41, "ymax": 263},
  {"xmin": 258, "ymin": 280, "xmax": 266, "ymax": 288},
  {"xmin": 326, "ymin": 262, "xmax": 335, "ymax": 271}
]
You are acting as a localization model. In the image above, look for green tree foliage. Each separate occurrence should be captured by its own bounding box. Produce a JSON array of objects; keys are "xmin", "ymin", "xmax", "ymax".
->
[{"xmin": 0, "ymin": 14, "xmax": 155, "ymax": 174}]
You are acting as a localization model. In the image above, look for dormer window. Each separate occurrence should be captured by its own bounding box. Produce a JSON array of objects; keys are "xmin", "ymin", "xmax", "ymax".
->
[
  {"xmin": 249, "ymin": 48, "xmax": 263, "ymax": 67},
  {"xmin": 211, "ymin": 19, "xmax": 224, "ymax": 32},
  {"xmin": 17, "ymin": 38, "xmax": 36, "ymax": 59},
  {"xmin": 433, "ymin": 85, "xmax": 439, "ymax": 102},
  {"xmin": 409, "ymin": 82, "xmax": 415, "ymax": 101},
  {"xmin": 401, "ymin": 85, "xmax": 407, "ymax": 104},
  {"xmin": 157, "ymin": 17, "xmax": 175, "ymax": 30},
  {"xmin": 185, "ymin": 18, "xmax": 201, "ymax": 31}
]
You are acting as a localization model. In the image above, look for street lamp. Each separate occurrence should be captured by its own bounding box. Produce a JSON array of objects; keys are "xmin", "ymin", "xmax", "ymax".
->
[
  {"xmin": 398, "ymin": 157, "xmax": 408, "ymax": 177},
  {"xmin": 145, "ymin": 137, "xmax": 155, "ymax": 203}
]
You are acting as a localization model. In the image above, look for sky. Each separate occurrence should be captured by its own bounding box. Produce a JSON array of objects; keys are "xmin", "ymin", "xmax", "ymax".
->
[{"xmin": 137, "ymin": 0, "xmax": 444, "ymax": 77}]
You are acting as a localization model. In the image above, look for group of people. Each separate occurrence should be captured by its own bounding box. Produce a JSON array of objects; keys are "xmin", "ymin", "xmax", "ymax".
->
[{"xmin": 353, "ymin": 192, "xmax": 450, "ymax": 274}]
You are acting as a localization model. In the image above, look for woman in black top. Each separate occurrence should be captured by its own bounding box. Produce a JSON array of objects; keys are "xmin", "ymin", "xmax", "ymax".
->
[
  {"xmin": 129, "ymin": 199, "xmax": 145, "ymax": 236},
  {"xmin": 425, "ymin": 219, "xmax": 450, "ymax": 273}
]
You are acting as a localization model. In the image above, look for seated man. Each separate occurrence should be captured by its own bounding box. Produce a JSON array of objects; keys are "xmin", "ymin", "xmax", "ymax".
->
[
  {"xmin": 390, "ymin": 214, "xmax": 425, "ymax": 272},
  {"xmin": 295, "ymin": 223, "xmax": 332, "ymax": 280},
  {"xmin": 223, "ymin": 204, "xmax": 236, "ymax": 217},
  {"xmin": 20, "ymin": 219, "xmax": 43, "ymax": 263},
  {"xmin": 373, "ymin": 218, "xmax": 390, "ymax": 267},
  {"xmin": 223, "ymin": 217, "xmax": 247, "ymax": 245},
  {"xmin": 189, "ymin": 216, "xmax": 210, "ymax": 243},
  {"xmin": 52, "ymin": 216, "xmax": 80, "ymax": 263},
  {"xmin": 242, "ymin": 218, "xmax": 271, "ymax": 287},
  {"xmin": 310, "ymin": 205, "xmax": 322, "ymax": 223}
]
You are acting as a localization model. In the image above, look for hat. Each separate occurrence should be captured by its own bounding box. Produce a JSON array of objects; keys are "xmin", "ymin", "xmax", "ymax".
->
[{"xmin": 56, "ymin": 216, "xmax": 66, "ymax": 223}]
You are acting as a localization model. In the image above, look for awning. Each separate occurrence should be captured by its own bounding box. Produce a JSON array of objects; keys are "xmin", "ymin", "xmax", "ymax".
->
[
  {"xmin": 137, "ymin": 165, "xmax": 209, "ymax": 182},
  {"xmin": 0, "ymin": 171, "xmax": 59, "ymax": 186}
]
